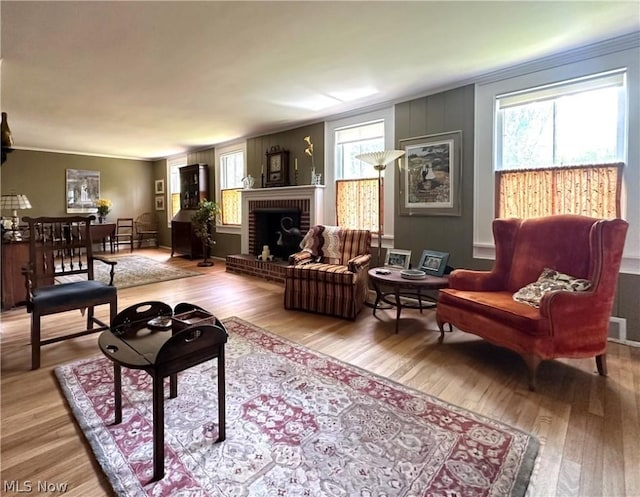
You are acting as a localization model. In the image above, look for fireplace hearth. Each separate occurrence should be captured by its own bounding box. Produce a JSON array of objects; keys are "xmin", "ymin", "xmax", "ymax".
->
[{"xmin": 227, "ymin": 185, "xmax": 324, "ymax": 284}]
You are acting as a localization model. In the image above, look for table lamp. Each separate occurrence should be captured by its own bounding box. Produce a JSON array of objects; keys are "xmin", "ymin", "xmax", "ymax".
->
[{"xmin": 1, "ymin": 193, "xmax": 32, "ymax": 241}]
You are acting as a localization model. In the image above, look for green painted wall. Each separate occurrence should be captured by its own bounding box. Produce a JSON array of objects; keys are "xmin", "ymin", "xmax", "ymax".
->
[
  {"xmin": 394, "ymin": 85, "xmax": 476, "ymax": 270},
  {"xmin": 246, "ymin": 122, "xmax": 325, "ymax": 187},
  {"xmin": 1, "ymin": 149, "xmax": 153, "ymax": 220}
]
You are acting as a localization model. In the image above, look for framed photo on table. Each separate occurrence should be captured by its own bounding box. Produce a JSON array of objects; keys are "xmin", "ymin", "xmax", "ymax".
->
[
  {"xmin": 418, "ymin": 250, "xmax": 449, "ymax": 277},
  {"xmin": 398, "ymin": 131, "xmax": 462, "ymax": 216},
  {"xmin": 384, "ymin": 249, "xmax": 412, "ymax": 269}
]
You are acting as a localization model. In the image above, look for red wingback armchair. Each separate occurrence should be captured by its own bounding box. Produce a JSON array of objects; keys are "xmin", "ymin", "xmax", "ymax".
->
[{"xmin": 436, "ymin": 215, "xmax": 628, "ymax": 390}]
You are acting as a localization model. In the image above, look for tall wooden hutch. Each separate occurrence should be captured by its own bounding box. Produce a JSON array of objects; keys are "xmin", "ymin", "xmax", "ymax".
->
[{"xmin": 171, "ymin": 163, "xmax": 209, "ymax": 258}]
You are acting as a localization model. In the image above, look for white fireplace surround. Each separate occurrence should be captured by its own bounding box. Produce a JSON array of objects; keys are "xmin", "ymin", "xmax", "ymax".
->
[{"xmin": 241, "ymin": 185, "xmax": 324, "ymax": 254}]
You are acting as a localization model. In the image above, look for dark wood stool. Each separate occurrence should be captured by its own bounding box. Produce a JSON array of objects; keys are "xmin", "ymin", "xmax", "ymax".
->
[{"xmin": 98, "ymin": 301, "xmax": 227, "ymax": 481}]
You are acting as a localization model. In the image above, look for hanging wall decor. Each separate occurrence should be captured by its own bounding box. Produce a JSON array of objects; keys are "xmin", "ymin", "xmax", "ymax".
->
[
  {"xmin": 398, "ymin": 131, "xmax": 462, "ymax": 216},
  {"xmin": 66, "ymin": 169, "xmax": 100, "ymax": 213}
]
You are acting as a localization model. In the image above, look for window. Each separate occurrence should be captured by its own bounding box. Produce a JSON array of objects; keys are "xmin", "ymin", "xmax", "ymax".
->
[
  {"xmin": 497, "ymin": 71, "xmax": 624, "ymax": 170},
  {"xmin": 167, "ymin": 155, "xmax": 187, "ymax": 226},
  {"xmin": 220, "ymin": 150, "xmax": 244, "ymax": 225},
  {"xmin": 495, "ymin": 71, "xmax": 626, "ymax": 219},
  {"xmin": 326, "ymin": 107, "xmax": 396, "ymax": 244},
  {"xmin": 474, "ymin": 43, "xmax": 638, "ymax": 274},
  {"xmin": 335, "ymin": 121, "xmax": 384, "ymax": 231}
]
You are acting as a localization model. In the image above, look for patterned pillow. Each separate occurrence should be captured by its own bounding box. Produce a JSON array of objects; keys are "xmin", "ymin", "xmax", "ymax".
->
[{"xmin": 513, "ymin": 268, "xmax": 592, "ymax": 307}]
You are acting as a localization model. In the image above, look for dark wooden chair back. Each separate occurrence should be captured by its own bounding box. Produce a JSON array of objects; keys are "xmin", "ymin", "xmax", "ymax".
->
[
  {"xmin": 21, "ymin": 215, "xmax": 118, "ymax": 369},
  {"xmin": 24, "ymin": 216, "xmax": 97, "ymax": 291}
]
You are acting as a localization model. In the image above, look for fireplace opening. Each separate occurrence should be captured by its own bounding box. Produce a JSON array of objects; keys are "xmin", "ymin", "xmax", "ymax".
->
[{"xmin": 253, "ymin": 208, "xmax": 303, "ymax": 260}]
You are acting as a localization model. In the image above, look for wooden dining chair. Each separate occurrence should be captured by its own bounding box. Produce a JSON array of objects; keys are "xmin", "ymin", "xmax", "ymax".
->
[
  {"xmin": 22, "ymin": 215, "xmax": 118, "ymax": 369},
  {"xmin": 113, "ymin": 217, "xmax": 134, "ymax": 252}
]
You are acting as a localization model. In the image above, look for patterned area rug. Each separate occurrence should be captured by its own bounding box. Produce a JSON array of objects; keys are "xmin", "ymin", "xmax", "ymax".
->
[
  {"xmin": 55, "ymin": 317, "xmax": 538, "ymax": 497},
  {"xmin": 93, "ymin": 254, "xmax": 201, "ymax": 288}
]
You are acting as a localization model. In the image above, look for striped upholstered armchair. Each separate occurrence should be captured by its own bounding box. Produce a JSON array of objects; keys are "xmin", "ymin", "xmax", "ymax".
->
[{"xmin": 284, "ymin": 225, "xmax": 372, "ymax": 320}]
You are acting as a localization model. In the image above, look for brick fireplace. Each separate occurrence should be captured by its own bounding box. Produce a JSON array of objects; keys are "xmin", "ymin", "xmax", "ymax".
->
[{"xmin": 226, "ymin": 185, "xmax": 325, "ymax": 284}]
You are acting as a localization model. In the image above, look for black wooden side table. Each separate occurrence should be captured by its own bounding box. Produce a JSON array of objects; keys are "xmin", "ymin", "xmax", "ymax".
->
[{"xmin": 98, "ymin": 301, "xmax": 228, "ymax": 481}]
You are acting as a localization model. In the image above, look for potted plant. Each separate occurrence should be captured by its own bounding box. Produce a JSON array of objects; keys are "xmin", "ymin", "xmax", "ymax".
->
[{"xmin": 191, "ymin": 199, "xmax": 221, "ymax": 267}]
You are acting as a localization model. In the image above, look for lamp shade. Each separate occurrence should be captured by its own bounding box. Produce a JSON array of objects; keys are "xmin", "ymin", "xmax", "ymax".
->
[
  {"xmin": 1, "ymin": 194, "xmax": 32, "ymax": 210},
  {"xmin": 355, "ymin": 150, "xmax": 405, "ymax": 170}
]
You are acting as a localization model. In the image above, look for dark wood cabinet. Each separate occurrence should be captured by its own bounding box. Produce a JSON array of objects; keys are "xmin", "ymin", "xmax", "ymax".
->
[
  {"xmin": 1, "ymin": 240, "xmax": 29, "ymax": 309},
  {"xmin": 179, "ymin": 163, "xmax": 209, "ymax": 210},
  {"xmin": 171, "ymin": 210, "xmax": 204, "ymax": 259},
  {"xmin": 171, "ymin": 163, "xmax": 209, "ymax": 258}
]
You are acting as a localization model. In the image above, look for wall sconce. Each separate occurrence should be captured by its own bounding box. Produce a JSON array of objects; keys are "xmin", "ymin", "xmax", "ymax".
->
[{"xmin": 1, "ymin": 194, "xmax": 32, "ymax": 241}]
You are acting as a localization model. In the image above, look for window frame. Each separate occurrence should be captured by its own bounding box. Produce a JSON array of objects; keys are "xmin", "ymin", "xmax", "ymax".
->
[
  {"xmin": 166, "ymin": 154, "xmax": 187, "ymax": 228},
  {"xmin": 474, "ymin": 45, "xmax": 639, "ymax": 275},
  {"xmin": 215, "ymin": 140, "xmax": 247, "ymax": 234},
  {"xmin": 325, "ymin": 106, "xmax": 396, "ymax": 246}
]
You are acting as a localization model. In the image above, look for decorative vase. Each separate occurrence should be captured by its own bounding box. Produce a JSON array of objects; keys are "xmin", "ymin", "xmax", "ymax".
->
[
  {"xmin": 1, "ymin": 112, "xmax": 13, "ymax": 148},
  {"xmin": 98, "ymin": 215, "xmax": 106, "ymax": 224}
]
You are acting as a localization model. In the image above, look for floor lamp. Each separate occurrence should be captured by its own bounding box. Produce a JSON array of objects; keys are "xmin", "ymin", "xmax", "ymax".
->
[
  {"xmin": 355, "ymin": 150, "xmax": 406, "ymax": 266},
  {"xmin": 356, "ymin": 150, "xmax": 406, "ymax": 309}
]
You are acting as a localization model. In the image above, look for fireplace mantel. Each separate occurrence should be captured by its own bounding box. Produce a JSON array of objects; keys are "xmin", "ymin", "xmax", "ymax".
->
[{"xmin": 241, "ymin": 185, "xmax": 324, "ymax": 254}]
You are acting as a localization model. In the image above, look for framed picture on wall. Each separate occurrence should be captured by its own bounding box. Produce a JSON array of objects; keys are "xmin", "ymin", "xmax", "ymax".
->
[
  {"xmin": 155, "ymin": 195, "xmax": 165, "ymax": 211},
  {"xmin": 154, "ymin": 179, "xmax": 165, "ymax": 194},
  {"xmin": 384, "ymin": 248, "xmax": 412, "ymax": 269},
  {"xmin": 418, "ymin": 250, "xmax": 449, "ymax": 277},
  {"xmin": 398, "ymin": 131, "xmax": 462, "ymax": 216},
  {"xmin": 66, "ymin": 169, "xmax": 100, "ymax": 213}
]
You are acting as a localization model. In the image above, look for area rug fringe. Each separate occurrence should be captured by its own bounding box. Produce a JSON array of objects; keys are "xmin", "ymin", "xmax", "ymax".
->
[{"xmin": 56, "ymin": 316, "xmax": 539, "ymax": 497}]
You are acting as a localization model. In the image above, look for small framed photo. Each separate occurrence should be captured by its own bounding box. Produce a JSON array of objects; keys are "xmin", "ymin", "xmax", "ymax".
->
[
  {"xmin": 384, "ymin": 248, "xmax": 412, "ymax": 269},
  {"xmin": 154, "ymin": 179, "xmax": 165, "ymax": 195},
  {"xmin": 418, "ymin": 250, "xmax": 449, "ymax": 277},
  {"xmin": 155, "ymin": 195, "xmax": 165, "ymax": 211}
]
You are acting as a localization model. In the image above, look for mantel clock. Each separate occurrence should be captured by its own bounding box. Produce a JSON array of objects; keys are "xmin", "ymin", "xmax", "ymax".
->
[{"xmin": 265, "ymin": 146, "xmax": 290, "ymax": 188}]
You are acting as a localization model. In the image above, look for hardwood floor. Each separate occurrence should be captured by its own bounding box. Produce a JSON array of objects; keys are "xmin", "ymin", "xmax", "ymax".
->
[{"xmin": 1, "ymin": 248, "xmax": 639, "ymax": 497}]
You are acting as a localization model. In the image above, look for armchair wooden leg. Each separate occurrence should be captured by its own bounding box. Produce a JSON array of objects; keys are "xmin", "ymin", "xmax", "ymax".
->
[
  {"xmin": 596, "ymin": 354, "xmax": 608, "ymax": 376},
  {"xmin": 31, "ymin": 313, "xmax": 41, "ymax": 370},
  {"xmin": 436, "ymin": 317, "xmax": 452, "ymax": 344},
  {"xmin": 522, "ymin": 353, "xmax": 542, "ymax": 391}
]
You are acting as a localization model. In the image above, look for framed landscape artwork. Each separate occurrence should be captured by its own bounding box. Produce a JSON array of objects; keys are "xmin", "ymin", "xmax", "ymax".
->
[
  {"xmin": 398, "ymin": 131, "xmax": 462, "ymax": 216},
  {"xmin": 155, "ymin": 195, "xmax": 165, "ymax": 210},
  {"xmin": 66, "ymin": 169, "xmax": 100, "ymax": 213}
]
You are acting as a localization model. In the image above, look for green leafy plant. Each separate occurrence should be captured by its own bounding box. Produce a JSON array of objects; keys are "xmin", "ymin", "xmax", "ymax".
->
[{"xmin": 191, "ymin": 199, "xmax": 221, "ymax": 266}]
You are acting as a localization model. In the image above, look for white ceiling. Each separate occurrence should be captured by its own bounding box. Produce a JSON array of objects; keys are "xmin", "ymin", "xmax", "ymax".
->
[{"xmin": 1, "ymin": 1, "xmax": 639, "ymax": 160}]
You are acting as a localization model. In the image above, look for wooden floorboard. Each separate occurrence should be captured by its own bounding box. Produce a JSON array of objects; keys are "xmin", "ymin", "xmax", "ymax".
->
[{"xmin": 1, "ymin": 248, "xmax": 639, "ymax": 496}]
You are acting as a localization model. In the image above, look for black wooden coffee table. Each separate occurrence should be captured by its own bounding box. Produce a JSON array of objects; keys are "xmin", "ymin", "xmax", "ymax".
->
[
  {"xmin": 368, "ymin": 268, "xmax": 449, "ymax": 333},
  {"xmin": 98, "ymin": 301, "xmax": 228, "ymax": 481}
]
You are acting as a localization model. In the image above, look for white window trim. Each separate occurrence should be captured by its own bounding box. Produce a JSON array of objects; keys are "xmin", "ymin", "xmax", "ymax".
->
[
  {"xmin": 474, "ymin": 46, "xmax": 640, "ymax": 274},
  {"xmin": 166, "ymin": 154, "xmax": 187, "ymax": 228},
  {"xmin": 325, "ymin": 106, "xmax": 396, "ymax": 248},
  {"xmin": 215, "ymin": 140, "xmax": 246, "ymax": 235}
]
